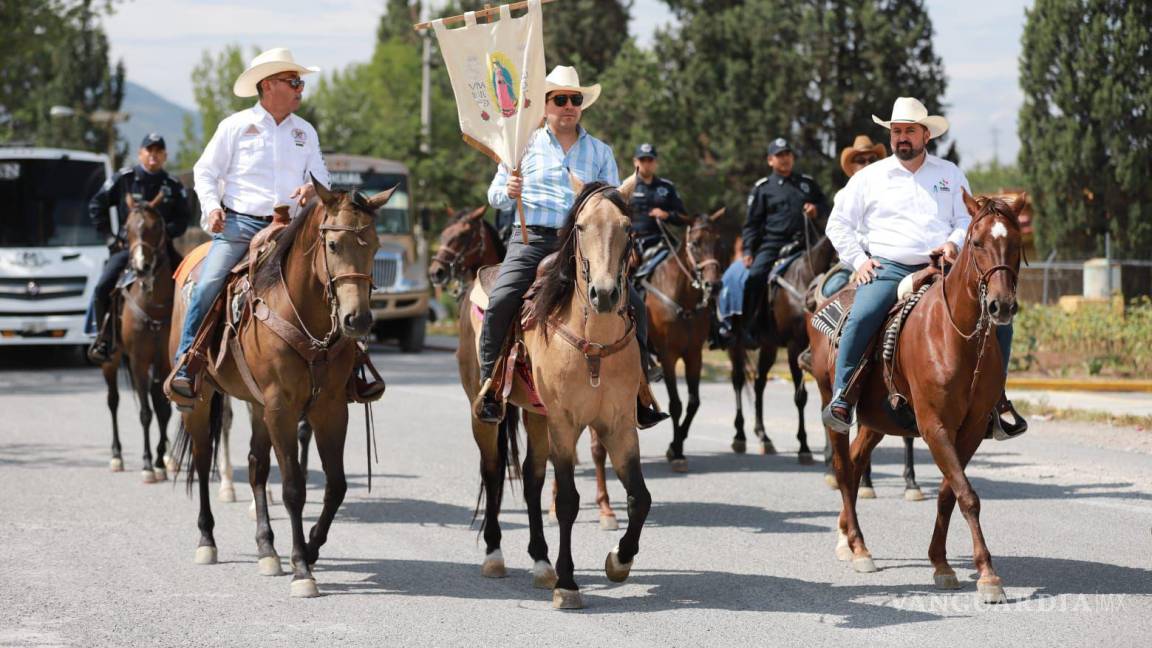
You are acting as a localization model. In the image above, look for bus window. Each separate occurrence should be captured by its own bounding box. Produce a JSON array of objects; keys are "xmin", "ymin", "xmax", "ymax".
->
[{"xmin": 0, "ymin": 158, "xmax": 106, "ymax": 248}]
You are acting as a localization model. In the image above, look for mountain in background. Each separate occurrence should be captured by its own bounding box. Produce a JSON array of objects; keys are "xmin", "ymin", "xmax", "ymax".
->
[{"xmin": 119, "ymin": 81, "xmax": 198, "ymax": 162}]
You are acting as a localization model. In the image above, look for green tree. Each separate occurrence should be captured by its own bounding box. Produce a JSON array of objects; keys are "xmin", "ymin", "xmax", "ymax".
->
[
  {"xmin": 966, "ymin": 161, "xmax": 1026, "ymax": 196},
  {"xmin": 1018, "ymin": 0, "xmax": 1152, "ymax": 258},
  {"xmin": 173, "ymin": 45, "xmax": 260, "ymax": 169}
]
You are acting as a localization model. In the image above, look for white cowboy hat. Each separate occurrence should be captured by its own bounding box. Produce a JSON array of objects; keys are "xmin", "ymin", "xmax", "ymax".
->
[
  {"xmin": 871, "ymin": 97, "xmax": 949, "ymax": 139},
  {"xmin": 544, "ymin": 65, "xmax": 600, "ymax": 110},
  {"xmin": 233, "ymin": 48, "xmax": 320, "ymax": 98}
]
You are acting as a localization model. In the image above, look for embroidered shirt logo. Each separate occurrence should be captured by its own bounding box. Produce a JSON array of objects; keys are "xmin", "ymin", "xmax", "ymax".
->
[
  {"xmin": 933, "ymin": 178, "xmax": 951, "ymax": 193},
  {"xmin": 292, "ymin": 128, "xmax": 306, "ymax": 147}
]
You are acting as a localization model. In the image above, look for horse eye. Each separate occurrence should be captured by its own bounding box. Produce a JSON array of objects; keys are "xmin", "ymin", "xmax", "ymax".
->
[
  {"xmin": 575, "ymin": 223, "xmax": 585, "ymax": 232},
  {"xmin": 327, "ymin": 239, "xmax": 338, "ymax": 252},
  {"xmin": 972, "ymin": 241, "xmax": 984, "ymax": 249}
]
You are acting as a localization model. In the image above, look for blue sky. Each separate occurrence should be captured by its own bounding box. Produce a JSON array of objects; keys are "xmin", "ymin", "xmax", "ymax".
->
[{"xmin": 105, "ymin": 0, "xmax": 1031, "ymax": 165}]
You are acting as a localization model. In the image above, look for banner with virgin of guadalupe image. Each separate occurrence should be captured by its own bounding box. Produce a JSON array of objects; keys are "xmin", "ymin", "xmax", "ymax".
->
[{"xmin": 431, "ymin": 0, "xmax": 546, "ymax": 170}]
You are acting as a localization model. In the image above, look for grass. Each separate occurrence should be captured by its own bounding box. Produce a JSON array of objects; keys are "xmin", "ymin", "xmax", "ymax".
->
[{"xmin": 1011, "ymin": 397, "xmax": 1151, "ymax": 431}]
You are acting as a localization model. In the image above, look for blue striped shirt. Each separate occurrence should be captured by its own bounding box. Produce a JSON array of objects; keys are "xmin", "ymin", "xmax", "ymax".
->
[{"xmin": 487, "ymin": 125, "xmax": 620, "ymax": 229}]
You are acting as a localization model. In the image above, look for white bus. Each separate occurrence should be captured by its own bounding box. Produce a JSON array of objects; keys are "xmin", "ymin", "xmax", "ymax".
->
[{"xmin": 0, "ymin": 147, "xmax": 112, "ymax": 349}]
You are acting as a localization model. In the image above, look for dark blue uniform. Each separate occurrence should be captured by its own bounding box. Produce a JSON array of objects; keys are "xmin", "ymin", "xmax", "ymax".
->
[{"xmin": 630, "ymin": 176, "xmax": 687, "ymax": 245}]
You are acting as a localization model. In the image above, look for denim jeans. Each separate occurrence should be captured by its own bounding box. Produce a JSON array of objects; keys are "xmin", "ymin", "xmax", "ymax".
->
[
  {"xmin": 174, "ymin": 213, "xmax": 268, "ymax": 363},
  {"xmin": 831, "ymin": 257, "xmax": 1014, "ymax": 398}
]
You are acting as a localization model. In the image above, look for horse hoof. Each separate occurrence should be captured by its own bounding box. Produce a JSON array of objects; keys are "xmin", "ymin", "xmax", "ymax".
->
[
  {"xmin": 835, "ymin": 530, "xmax": 852, "ymax": 562},
  {"xmin": 797, "ymin": 451, "xmax": 814, "ymax": 465},
  {"xmin": 604, "ymin": 547, "xmax": 632, "ymax": 583},
  {"xmin": 109, "ymin": 458, "xmax": 124, "ymax": 472},
  {"xmin": 248, "ymin": 500, "xmax": 257, "ymax": 521},
  {"xmin": 852, "ymin": 556, "xmax": 878, "ymax": 573},
  {"xmin": 760, "ymin": 441, "xmax": 777, "ymax": 456},
  {"xmin": 141, "ymin": 469, "xmax": 157, "ymax": 484},
  {"xmin": 599, "ymin": 514, "xmax": 619, "ymax": 531},
  {"xmin": 194, "ymin": 546, "xmax": 217, "ymax": 565},
  {"xmin": 258, "ymin": 555, "xmax": 283, "ymax": 576},
  {"xmin": 858, "ymin": 486, "xmax": 876, "ymax": 499},
  {"xmin": 731, "ymin": 439, "xmax": 747, "ymax": 454},
  {"xmin": 670, "ymin": 458, "xmax": 688, "ymax": 473},
  {"xmin": 664, "ymin": 447, "xmax": 675, "ymax": 462},
  {"xmin": 532, "ymin": 561, "xmax": 558, "ymax": 589},
  {"xmin": 218, "ymin": 484, "xmax": 236, "ymax": 503},
  {"xmin": 481, "ymin": 550, "xmax": 507, "ymax": 578},
  {"xmin": 164, "ymin": 456, "xmax": 177, "ymax": 474},
  {"xmin": 977, "ymin": 577, "xmax": 1007, "ymax": 604},
  {"xmin": 153, "ymin": 468, "xmax": 167, "ymax": 482},
  {"xmin": 934, "ymin": 569, "xmax": 961, "ymax": 590},
  {"xmin": 824, "ymin": 473, "xmax": 839, "ymax": 489},
  {"xmin": 904, "ymin": 487, "xmax": 925, "ymax": 502},
  {"xmin": 290, "ymin": 578, "xmax": 320, "ymax": 598},
  {"xmin": 552, "ymin": 588, "xmax": 584, "ymax": 610}
]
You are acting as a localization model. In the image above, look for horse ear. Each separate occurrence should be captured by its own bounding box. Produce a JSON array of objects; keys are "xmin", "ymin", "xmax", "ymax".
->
[
  {"xmin": 1011, "ymin": 192, "xmax": 1029, "ymax": 218},
  {"xmin": 568, "ymin": 170, "xmax": 585, "ymax": 196},
  {"xmin": 311, "ymin": 174, "xmax": 338, "ymax": 209},
  {"xmin": 961, "ymin": 187, "xmax": 980, "ymax": 218},
  {"xmin": 466, "ymin": 205, "xmax": 486, "ymax": 221},
  {"xmin": 365, "ymin": 185, "xmax": 398, "ymax": 210},
  {"xmin": 709, "ymin": 206, "xmax": 726, "ymax": 222},
  {"xmin": 617, "ymin": 171, "xmax": 637, "ymax": 203}
]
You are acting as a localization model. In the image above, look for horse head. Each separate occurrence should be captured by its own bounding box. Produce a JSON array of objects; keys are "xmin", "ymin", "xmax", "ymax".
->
[
  {"xmin": 312, "ymin": 176, "xmax": 394, "ymax": 338},
  {"xmin": 960, "ymin": 189, "xmax": 1027, "ymax": 326},
  {"xmin": 429, "ymin": 205, "xmax": 486, "ymax": 289},
  {"xmin": 688, "ymin": 207, "xmax": 726, "ymax": 303},
  {"xmin": 571, "ymin": 173, "xmax": 634, "ymax": 314},
  {"xmin": 124, "ymin": 192, "xmax": 167, "ymax": 291}
]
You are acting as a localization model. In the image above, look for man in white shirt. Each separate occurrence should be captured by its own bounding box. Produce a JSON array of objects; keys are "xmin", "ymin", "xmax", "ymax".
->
[
  {"xmin": 823, "ymin": 97, "xmax": 1025, "ymax": 439},
  {"xmin": 168, "ymin": 48, "xmax": 330, "ymax": 400}
]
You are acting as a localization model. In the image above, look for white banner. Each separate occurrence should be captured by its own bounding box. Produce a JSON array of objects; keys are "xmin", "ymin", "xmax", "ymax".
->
[{"xmin": 432, "ymin": 0, "xmax": 546, "ymax": 170}]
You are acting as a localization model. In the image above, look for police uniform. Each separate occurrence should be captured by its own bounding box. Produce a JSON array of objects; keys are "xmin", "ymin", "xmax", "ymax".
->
[
  {"xmin": 629, "ymin": 143, "xmax": 687, "ymax": 249},
  {"xmin": 741, "ymin": 138, "xmax": 828, "ymax": 328},
  {"xmin": 87, "ymin": 134, "xmax": 191, "ymax": 343}
]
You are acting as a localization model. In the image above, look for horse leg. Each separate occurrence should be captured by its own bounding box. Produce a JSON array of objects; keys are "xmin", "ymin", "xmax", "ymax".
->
[
  {"xmin": 298, "ymin": 418, "xmax": 313, "ymax": 477},
  {"xmin": 594, "ymin": 423, "xmax": 651, "ymax": 587},
  {"xmin": 150, "ymin": 366, "xmax": 172, "ymax": 481},
  {"xmin": 187, "ymin": 393, "xmax": 223, "ymax": 565},
  {"xmin": 590, "ymin": 429, "xmax": 617, "ymax": 530},
  {"xmin": 266, "ymin": 406, "xmax": 317, "ymax": 597},
  {"xmin": 832, "ymin": 425, "xmax": 884, "ymax": 572},
  {"xmin": 857, "ymin": 435, "xmax": 876, "ymax": 499},
  {"xmin": 729, "ymin": 345, "xmax": 747, "ymax": 453},
  {"xmin": 131, "ymin": 356, "xmax": 156, "ymax": 484},
  {"xmin": 522, "ymin": 412, "xmax": 556, "ymax": 588},
  {"xmin": 823, "ymin": 427, "xmax": 838, "ymax": 488},
  {"xmin": 303, "ymin": 399, "xmax": 349, "ymax": 571},
  {"xmin": 247, "ymin": 404, "xmax": 281, "ymax": 576},
  {"xmin": 217, "ymin": 399, "xmax": 236, "ymax": 503},
  {"xmin": 662, "ymin": 356, "xmax": 687, "ymax": 468},
  {"xmin": 903, "ymin": 437, "xmax": 924, "ymax": 501},
  {"xmin": 678, "ymin": 350, "xmax": 703, "ymax": 457},
  {"xmin": 102, "ymin": 359, "xmax": 123, "ymax": 472},
  {"xmin": 754, "ymin": 348, "xmax": 776, "ymax": 455},
  {"xmin": 924, "ymin": 419, "xmax": 1004, "ymax": 603},
  {"xmin": 550, "ymin": 422, "xmax": 583, "ymax": 609},
  {"xmin": 788, "ymin": 342, "xmax": 813, "ymax": 464},
  {"xmin": 472, "ymin": 413, "xmax": 507, "ymax": 578}
]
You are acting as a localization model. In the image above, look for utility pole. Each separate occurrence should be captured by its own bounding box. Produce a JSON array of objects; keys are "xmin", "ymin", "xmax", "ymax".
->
[
  {"xmin": 419, "ymin": 1, "xmax": 432, "ymax": 155},
  {"xmin": 991, "ymin": 126, "xmax": 1000, "ymax": 167}
]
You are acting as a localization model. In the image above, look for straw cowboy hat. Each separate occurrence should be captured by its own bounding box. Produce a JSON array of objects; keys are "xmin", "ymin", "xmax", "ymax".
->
[
  {"xmin": 839, "ymin": 135, "xmax": 888, "ymax": 176},
  {"xmin": 233, "ymin": 48, "xmax": 320, "ymax": 98},
  {"xmin": 544, "ymin": 65, "xmax": 600, "ymax": 110},
  {"xmin": 872, "ymin": 97, "xmax": 949, "ymax": 139}
]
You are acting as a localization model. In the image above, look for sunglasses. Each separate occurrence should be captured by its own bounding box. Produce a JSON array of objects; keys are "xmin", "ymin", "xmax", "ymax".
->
[
  {"xmin": 550, "ymin": 94, "xmax": 583, "ymax": 107},
  {"xmin": 272, "ymin": 76, "xmax": 305, "ymax": 89},
  {"xmin": 852, "ymin": 155, "xmax": 878, "ymax": 164}
]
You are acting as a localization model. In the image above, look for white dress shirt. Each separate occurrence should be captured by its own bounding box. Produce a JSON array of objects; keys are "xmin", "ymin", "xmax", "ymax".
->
[
  {"xmin": 826, "ymin": 153, "xmax": 971, "ymax": 271},
  {"xmin": 192, "ymin": 103, "xmax": 329, "ymax": 229}
]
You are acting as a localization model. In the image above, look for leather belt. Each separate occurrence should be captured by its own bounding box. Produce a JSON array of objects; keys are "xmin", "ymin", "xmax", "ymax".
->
[{"xmin": 224, "ymin": 206, "xmax": 274, "ymax": 223}]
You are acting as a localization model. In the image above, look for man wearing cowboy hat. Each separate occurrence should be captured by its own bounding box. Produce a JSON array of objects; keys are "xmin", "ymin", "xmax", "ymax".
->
[
  {"xmin": 166, "ymin": 47, "xmax": 332, "ymax": 401},
  {"xmin": 740, "ymin": 137, "xmax": 829, "ymax": 349},
  {"xmin": 840, "ymin": 134, "xmax": 888, "ymax": 180},
  {"xmin": 823, "ymin": 97, "xmax": 1026, "ymax": 439},
  {"xmin": 475, "ymin": 65, "xmax": 667, "ymax": 429}
]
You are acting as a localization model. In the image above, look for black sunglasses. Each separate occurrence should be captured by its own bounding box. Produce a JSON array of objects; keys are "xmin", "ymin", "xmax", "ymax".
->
[
  {"xmin": 550, "ymin": 93, "xmax": 583, "ymax": 107},
  {"xmin": 272, "ymin": 76, "xmax": 305, "ymax": 89}
]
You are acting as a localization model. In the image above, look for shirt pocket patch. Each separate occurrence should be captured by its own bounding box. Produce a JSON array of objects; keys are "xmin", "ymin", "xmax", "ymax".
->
[{"xmin": 235, "ymin": 136, "xmax": 267, "ymax": 172}]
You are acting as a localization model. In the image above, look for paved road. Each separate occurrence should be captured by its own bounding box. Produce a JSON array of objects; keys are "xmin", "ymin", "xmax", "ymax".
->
[{"xmin": 1, "ymin": 343, "xmax": 1150, "ymax": 647}]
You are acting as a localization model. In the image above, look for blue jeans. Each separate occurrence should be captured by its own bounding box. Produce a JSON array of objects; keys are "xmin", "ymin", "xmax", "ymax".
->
[
  {"xmin": 831, "ymin": 257, "xmax": 1013, "ymax": 398},
  {"xmin": 174, "ymin": 214, "xmax": 268, "ymax": 363}
]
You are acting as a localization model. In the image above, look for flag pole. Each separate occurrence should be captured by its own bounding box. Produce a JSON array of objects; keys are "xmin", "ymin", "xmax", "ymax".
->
[{"xmin": 413, "ymin": 0, "xmax": 557, "ymax": 31}]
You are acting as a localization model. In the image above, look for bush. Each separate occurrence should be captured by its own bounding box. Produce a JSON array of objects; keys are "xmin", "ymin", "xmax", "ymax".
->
[{"xmin": 1011, "ymin": 298, "xmax": 1152, "ymax": 378}]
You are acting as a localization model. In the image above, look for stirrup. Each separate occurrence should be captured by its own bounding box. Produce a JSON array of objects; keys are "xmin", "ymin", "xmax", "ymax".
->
[
  {"xmin": 472, "ymin": 377, "xmax": 505, "ymax": 424},
  {"xmin": 990, "ymin": 396, "xmax": 1028, "ymax": 440},
  {"xmin": 87, "ymin": 339, "xmax": 113, "ymax": 364},
  {"xmin": 822, "ymin": 398, "xmax": 854, "ymax": 434},
  {"xmin": 347, "ymin": 346, "xmax": 386, "ymax": 403},
  {"xmin": 163, "ymin": 356, "xmax": 201, "ymax": 410}
]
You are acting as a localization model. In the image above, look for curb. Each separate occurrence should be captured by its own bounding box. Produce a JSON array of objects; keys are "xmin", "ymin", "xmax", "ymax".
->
[{"xmin": 1005, "ymin": 378, "xmax": 1152, "ymax": 394}]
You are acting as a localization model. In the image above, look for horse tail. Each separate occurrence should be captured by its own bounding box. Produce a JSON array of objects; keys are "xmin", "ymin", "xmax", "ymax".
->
[
  {"xmin": 471, "ymin": 405, "xmax": 522, "ymax": 535},
  {"xmin": 173, "ymin": 392, "xmax": 224, "ymax": 495}
]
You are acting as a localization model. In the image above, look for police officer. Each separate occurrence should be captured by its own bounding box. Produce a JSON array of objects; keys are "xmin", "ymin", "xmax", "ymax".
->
[
  {"xmin": 740, "ymin": 137, "xmax": 828, "ymax": 348},
  {"xmin": 629, "ymin": 142, "xmax": 687, "ymax": 272},
  {"xmin": 87, "ymin": 133, "xmax": 191, "ymax": 361}
]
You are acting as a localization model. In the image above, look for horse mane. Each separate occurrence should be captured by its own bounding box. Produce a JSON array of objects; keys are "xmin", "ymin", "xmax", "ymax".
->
[
  {"xmin": 529, "ymin": 182, "xmax": 628, "ymax": 331},
  {"xmin": 480, "ymin": 216, "xmax": 506, "ymax": 260},
  {"xmin": 252, "ymin": 196, "xmax": 322, "ymax": 293}
]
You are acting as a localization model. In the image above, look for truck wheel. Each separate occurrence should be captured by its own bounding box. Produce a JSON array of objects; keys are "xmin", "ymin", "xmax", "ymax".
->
[{"xmin": 398, "ymin": 315, "xmax": 426, "ymax": 353}]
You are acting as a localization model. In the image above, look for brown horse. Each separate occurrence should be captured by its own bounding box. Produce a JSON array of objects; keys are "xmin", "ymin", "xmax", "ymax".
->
[
  {"xmin": 171, "ymin": 180, "xmax": 394, "ymax": 598},
  {"xmin": 809, "ymin": 191, "xmax": 1024, "ymax": 604},
  {"xmin": 729, "ymin": 234, "xmax": 836, "ymax": 461},
  {"xmin": 457, "ymin": 178, "xmax": 651, "ymax": 610},
  {"xmin": 644, "ymin": 210, "xmax": 724, "ymax": 471},
  {"xmin": 428, "ymin": 206, "xmax": 504, "ymax": 296},
  {"xmin": 100, "ymin": 193, "xmax": 175, "ymax": 482}
]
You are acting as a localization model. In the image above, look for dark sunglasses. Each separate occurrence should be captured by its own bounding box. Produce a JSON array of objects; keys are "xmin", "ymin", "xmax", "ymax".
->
[
  {"xmin": 852, "ymin": 155, "xmax": 878, "ymax": 164},
  {"xmin": 550, "ymin": 93, "xmax": 583, "ymax": 107},
  {"xmin": 272, "ymin": 76, "xmax": 305, "ymax": 89}
]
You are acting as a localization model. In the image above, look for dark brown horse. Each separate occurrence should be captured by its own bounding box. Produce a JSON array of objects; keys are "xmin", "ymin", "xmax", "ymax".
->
[
  {"xmin": 729, "ymin": 234, "xmax": 836, "ymax": 461},
  {"xmin": 428, "ymin": 206, "xmax": 505, "ymax": 296},
  {"xmin": 644, "ymin": 210, "xmax": 724, "ymax": 471},
  {"xmin": 100, "ymin": 193, "xmax": 174, "ymax": 482},
  {"xmin": 171, "ymin": 181, "xmax": 395, "ymax": 598},
  {"xmin": 809, "ymin": 191, "xmax": 1024, "ymax": 604}
]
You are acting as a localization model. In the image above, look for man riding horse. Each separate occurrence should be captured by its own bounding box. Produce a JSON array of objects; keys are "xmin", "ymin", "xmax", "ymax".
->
[
  {"xmin": 472, "ymin": 65, "xmax": 667, "ymax": 429},
  {"xmin": 629, "ymin": 142, "xmax": 687, "ymax": 282},
  {"xmin": 166, "ymin": 47, "xmax": 383, "ymax": 403},
  {"xmin": 822, "ymin": 97, "xmax": 1027, "ymax": 439},
  {"xmin": 87, "ymin": 133, "xmax": 190, "ymax": 362}
]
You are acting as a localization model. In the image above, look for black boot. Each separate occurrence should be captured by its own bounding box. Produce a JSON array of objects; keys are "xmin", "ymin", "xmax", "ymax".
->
[
  {"xmin": 472, "ymin": 378, "xmax": 504, "ymax": 424},
  {"xmin": 637, "ymin": 397, "xmax": 669, "ymax": 430},
  {"xmin": 87, "ymin": 299, "xmax": 114, "ymax": 363}
]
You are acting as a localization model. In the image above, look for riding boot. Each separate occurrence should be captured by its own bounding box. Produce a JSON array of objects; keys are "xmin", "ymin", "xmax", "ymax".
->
[
  {"xmin": 87, "ymin": 297, "xmax": 115, "ymax": 363},
  {"xmin": 988, "ymin": 393, "xmax": 1028, "ymax": 440},
  {"xmin": 472, "ymin": 377, "xmax": 504, "ymax": 424},
  {"xmin": 636, "ymin": 397, "xmax": 668, "ymax": 429},
  {"xmin": 822, "ymin": 358, "xmax": 870, "ymax": 434}
]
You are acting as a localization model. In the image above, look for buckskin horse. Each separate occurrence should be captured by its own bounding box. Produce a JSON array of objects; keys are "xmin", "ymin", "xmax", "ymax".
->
[
  {"xmin": 729, "ymin": 233, "xmax": 836, "ymax": 461},
  {"xmin": 99, "ymin": 193, "xmax": 175, "ymax": 482},
  {"xmin": 457, "ymin": 177, "xmax": 652, "ymax": 610},
  {"xmin": 643, "ymin": 209, "xmax": 724, "ymax": 471},
  {"xmin": 808, "ymin": 191, "xmax": 1024, "ymax": 604},
  {"xmin": 171, "ymin": 180, "xmax": 394, "ymax": 598}
]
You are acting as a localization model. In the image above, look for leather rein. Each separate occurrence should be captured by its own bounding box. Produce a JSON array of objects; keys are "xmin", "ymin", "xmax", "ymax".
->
[
  {"xmin": 121, "ymin": 203, "xmax": 171, "ymax": 332},
  {"xmin": 432, "ymin": 220, "xmax": 487, "ymax": 297},
  {"xmin": 646, "ymin": 217, "xmax": 720, "ymax": 318}
]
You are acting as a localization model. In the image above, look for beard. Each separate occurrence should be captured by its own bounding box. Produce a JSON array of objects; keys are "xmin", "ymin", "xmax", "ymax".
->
[{"xmin": 894, "ymin": 141, "xmax": 924, "ymax": 161}]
